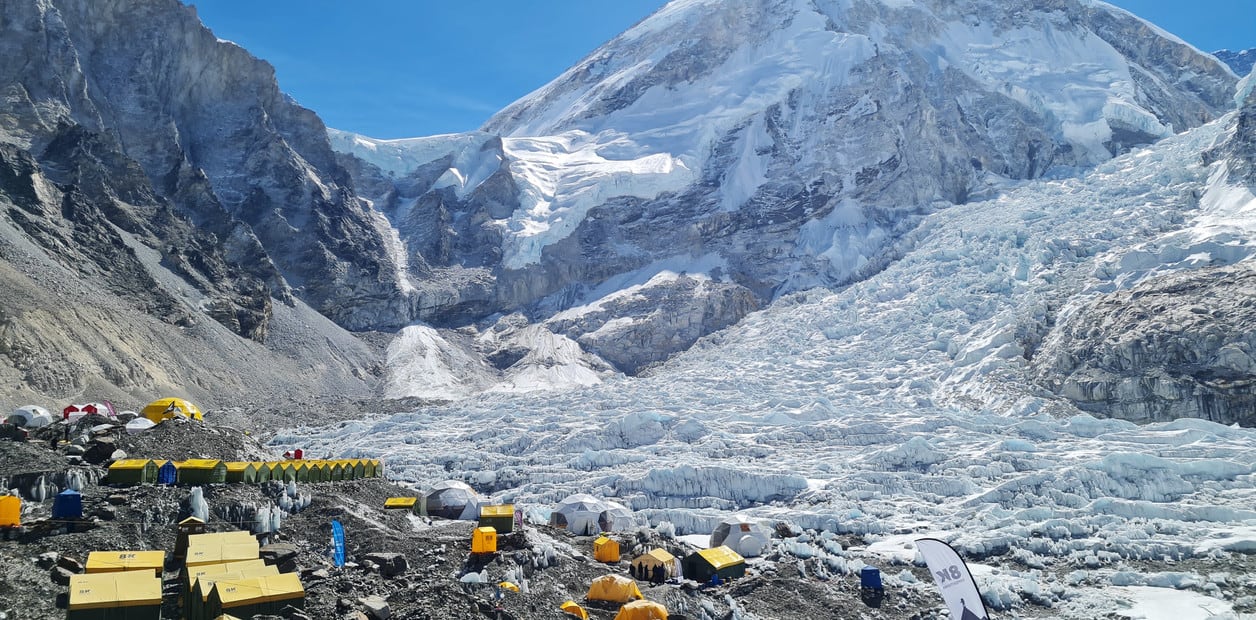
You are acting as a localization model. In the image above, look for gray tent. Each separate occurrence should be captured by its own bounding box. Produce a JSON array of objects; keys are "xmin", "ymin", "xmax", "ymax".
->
[
  {"xmin": 709, "ymin": 514, "xmax": 771, "ymax": 558},
  {"xmin": 8, "ymin": 405, "xmax": 55, "ymax": 428},
  {"xmin": 550, "ymin": 494, "xmax": 607, "ymax": 536},
  {"xmin": 423, "ymin": 480, "xmax": 481, "ymax": 520},
  {"xmin": 597, "ymin": 500, "xmax": 635, "ymax": 533}
]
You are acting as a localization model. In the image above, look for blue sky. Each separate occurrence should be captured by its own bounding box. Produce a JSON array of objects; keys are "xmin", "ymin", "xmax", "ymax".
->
[{"xmin": 189, "ymin": 1, "xmax": 1255, "ymax": 139}]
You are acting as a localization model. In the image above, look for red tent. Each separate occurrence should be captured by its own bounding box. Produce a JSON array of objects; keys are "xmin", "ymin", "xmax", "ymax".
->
[
  {"xmin": 62, "ymin": 405, "xmax": 80, "ymax": 419},
  {"xmin": 293, "ymin": 449, "xmax": 304, "ymax": 460}
]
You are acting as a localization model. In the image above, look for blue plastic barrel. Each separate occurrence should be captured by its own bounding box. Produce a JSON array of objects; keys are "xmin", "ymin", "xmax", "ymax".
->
[
  {"xmin": 51, "ymin": 489, "xmax": 82, "ymax": 519},
  {"xmin": 860, "ymin": 566, "xmax": 883, "ymax": 590}
]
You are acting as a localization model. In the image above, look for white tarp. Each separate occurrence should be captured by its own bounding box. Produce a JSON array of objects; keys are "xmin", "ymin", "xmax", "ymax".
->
[
  {"xmin": 917, "ymin": 538, "xmax": 989, "ymax": 620},
  {"xmin": 125, "ymin": 417, "xmax": 156, "ymax": 435}
]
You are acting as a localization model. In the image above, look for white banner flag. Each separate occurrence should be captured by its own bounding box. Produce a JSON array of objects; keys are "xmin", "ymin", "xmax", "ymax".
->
[{"xmin": 916, "ymin": 538, "xmax": 990, "ymax": 620}]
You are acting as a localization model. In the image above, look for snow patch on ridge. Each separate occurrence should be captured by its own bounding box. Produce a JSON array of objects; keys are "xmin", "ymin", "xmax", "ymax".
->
[
  {"xmin": 383, "ymin": 325, "xmax": 492, "ymax": 400},
  {"xmin": 328, "ymin": 129, "xmax": 503, "ymax": 199},
  {"xmin": 936, "ymin": 19, "xmax": 1170, "ymax": 161},
  {"xmin": 498, "ymin": 132, "xmax": 691, "ymax": 269}
]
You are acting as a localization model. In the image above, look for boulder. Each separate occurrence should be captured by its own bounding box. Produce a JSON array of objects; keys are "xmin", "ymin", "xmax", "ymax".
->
[
  {"xmin": 82, "ymin": 440, "xmax": 118, "ymax": 465},
  {"xmin": 260, "ymin": 543, "xmax": 300, "ymax": 573},
  {"xmin": 363, "ymin": 552, "xmax": 407, "ymax": 578},
  {"xmin": 56, "ymin": 556, "xmax": 83, "ymax": 573},
  {"xmin": 36, "ymin": 552, "xmax": 59, "ymax": 569},
  {"xmin": 50, "ymin": 566, "xmax": 74, "ymax": 585},
  {"xmin": 359, "ymin": 596, "xmax": 390, "ymax": 620}
]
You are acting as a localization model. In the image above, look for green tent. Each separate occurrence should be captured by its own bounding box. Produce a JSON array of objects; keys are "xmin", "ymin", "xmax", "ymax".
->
[
  {"xmin": 682, "ymin": 546, "xmax": 746, "ymax": 583},
  {"xmin": 177, "ymin": 460, "xmax": 227, "ymax": 485},
  {"xmin": 107, "ymin": 460, "xmax": 157, "ymax": 486},
  {"xmin": 250, "ymin": 462, "xmax": 272, "ymax": 483},
  {"xmin": 224, "ymin": 462, "xmax": 257, "ymax": 484}
]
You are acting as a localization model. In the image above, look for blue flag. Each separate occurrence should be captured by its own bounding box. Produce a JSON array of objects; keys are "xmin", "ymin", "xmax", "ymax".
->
[{"xmin": 331, "ymin": 520, "xmax": 346, "ymax": 567}]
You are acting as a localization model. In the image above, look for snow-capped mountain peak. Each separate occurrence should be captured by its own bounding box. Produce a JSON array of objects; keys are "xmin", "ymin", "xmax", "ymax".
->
[{"xmin": 332, "ymin": 0, "xmax": 1236, "ymax": 396}]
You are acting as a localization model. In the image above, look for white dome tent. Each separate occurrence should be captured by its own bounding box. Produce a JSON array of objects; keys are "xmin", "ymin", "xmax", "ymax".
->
[
  {"xmin": 597, "ymin": 500, "xmax": 635, "ymax": 533},
  {"xmin": 8, "ymin": 405, "xmax": 55, "ymax": 428},
  {"xmin": 709, "ymin": 514, "xmax": 772, "ymax": 558},
  {"xmin": 125, "ymin": 417, "xmax": 157, "ymax": 435},
  {"xmin": 422, "ymin": 480, "xmax": 481, "ymax": 520},
  {"xmin": 550, "ymin": 493, "xmax": 608, "ymax": 536}
]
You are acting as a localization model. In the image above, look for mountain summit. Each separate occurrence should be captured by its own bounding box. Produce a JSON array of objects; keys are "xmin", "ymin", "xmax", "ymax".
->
[
  {"xmin": 337, "ymin": 0, "xmax": 1235, "ymax": 388},
  {"xmin": 0, "ymin": 0, "xmax": 1242, "ymax": 406}
]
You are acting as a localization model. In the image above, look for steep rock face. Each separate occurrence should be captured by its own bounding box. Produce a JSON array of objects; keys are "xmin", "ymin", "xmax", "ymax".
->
[
  {"xmin": 0, "ymin": 0, "xmax": 414, "ymax": 331},
  {"xmin": 1224, "ymin": 81, "xmax": 1256, "ymax": 186},
  {"xmin": 1032, "ymin": 266, "xmax": 1256, "ymax": 426},
  {"xmin": 0, "ymin": 0, "xmax": 388, "ymax": 406}
]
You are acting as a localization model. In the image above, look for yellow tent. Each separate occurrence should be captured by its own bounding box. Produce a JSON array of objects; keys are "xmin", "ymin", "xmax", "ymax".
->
[
  {"xmin": 182, "ymin": 558, "xmax": 268, "ymax": 602},
  {"xmin": 190, "ymin": 564, "xmax": 281, "ymax": 620},
  {"xmin": 186, "ymin": 536, "xmax": 261, "ymax": 568},
  {"xmin": 681, "ymin": 545, "xmax": 746, "ymax": 582},
  {"xmin": 630, "ymin": 548, "xmax": 678, "ymax": 581},
  {"xmin": 593, "ymin": 536, "xmax": 621, "ymax": 563},
  {"xmin": 560, "ymin": 600, "xmax": 589, "ymax": 620},
  {"xmin": 471, "ymin": 526, "xmax": 497, "ymax": 554},
  {"xmin": 224, "ymin": 462, "xmax": 258, "ymax": 484},
  {"xmin": 107, "ymin": 459, "xmax": 158, "ymax": 485},
  {"xmin": 176, "ymin": 459, "xmax": 227, "ymax": 485},
  {"xmin": 141, "ymin": 397, "xmax": 203, "ymax": 422},
  {"xmin": 479, "ymin": 504, "xmax": 515, "ymax": 533},
  {"xmin": 384, "ymin": 497, "xmax": 419, "ymax": 512},
  {"xmin": 498, "ymin": 581, "xmax": 520, "ymax": 593},
  {"xmin": 85, "ymin": 550, "xmax": 166, "ymax": 576},
  {"xmin": 0, "ymin": 495, "xmax": 20, "ymax": 528},
  {"xmin": 67, "ymin": 570, "xmax": 162, "ymax": 620},
  {"xmin": 614, "ymin": 600, "xmax": 668, "ymax": 620},
  {"xmin": 586, "ymin": 574, "xmax": 642, "ymax": 603},
  {"xmin": 205, "ymin": 572, "xmax": 305, "ymax": 620}
]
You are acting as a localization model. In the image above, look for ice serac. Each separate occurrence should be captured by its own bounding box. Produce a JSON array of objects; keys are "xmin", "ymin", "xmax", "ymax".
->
[
  {"xmin": 1031, "ymin": 83, "xmax": 1256, "ymax": 426},
  {"xmin": 339, "ymin": 0, "xmax": 1235, "ymax": 379}
]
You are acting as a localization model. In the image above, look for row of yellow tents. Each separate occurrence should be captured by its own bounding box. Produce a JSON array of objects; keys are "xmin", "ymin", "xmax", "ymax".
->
[{"xmin": 107, "ymin": 458, "xmax": 382, "ymax": 486}]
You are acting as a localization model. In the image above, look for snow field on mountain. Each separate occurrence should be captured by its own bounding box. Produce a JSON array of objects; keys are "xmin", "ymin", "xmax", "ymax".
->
[
  {"xmin": 498, "ymin": 132, "xmax": 691, "ymax": 269},
  {"xmin": 293, "ymin": 112, "xmax": 1256, "ymax": 616}
]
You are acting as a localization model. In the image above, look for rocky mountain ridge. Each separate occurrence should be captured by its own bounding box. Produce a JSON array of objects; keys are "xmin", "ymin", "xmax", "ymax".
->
[
  {"xmin": 0, "ymin": 0, "xmax": 386, "ymax": 410},
  {"xmin": 1, "ymin": 0, "xmax": 1253, "ymax": 426},
  {"xmin": 1214, "ymin": 47, "xmax": 1256, "ymax": 77}
]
